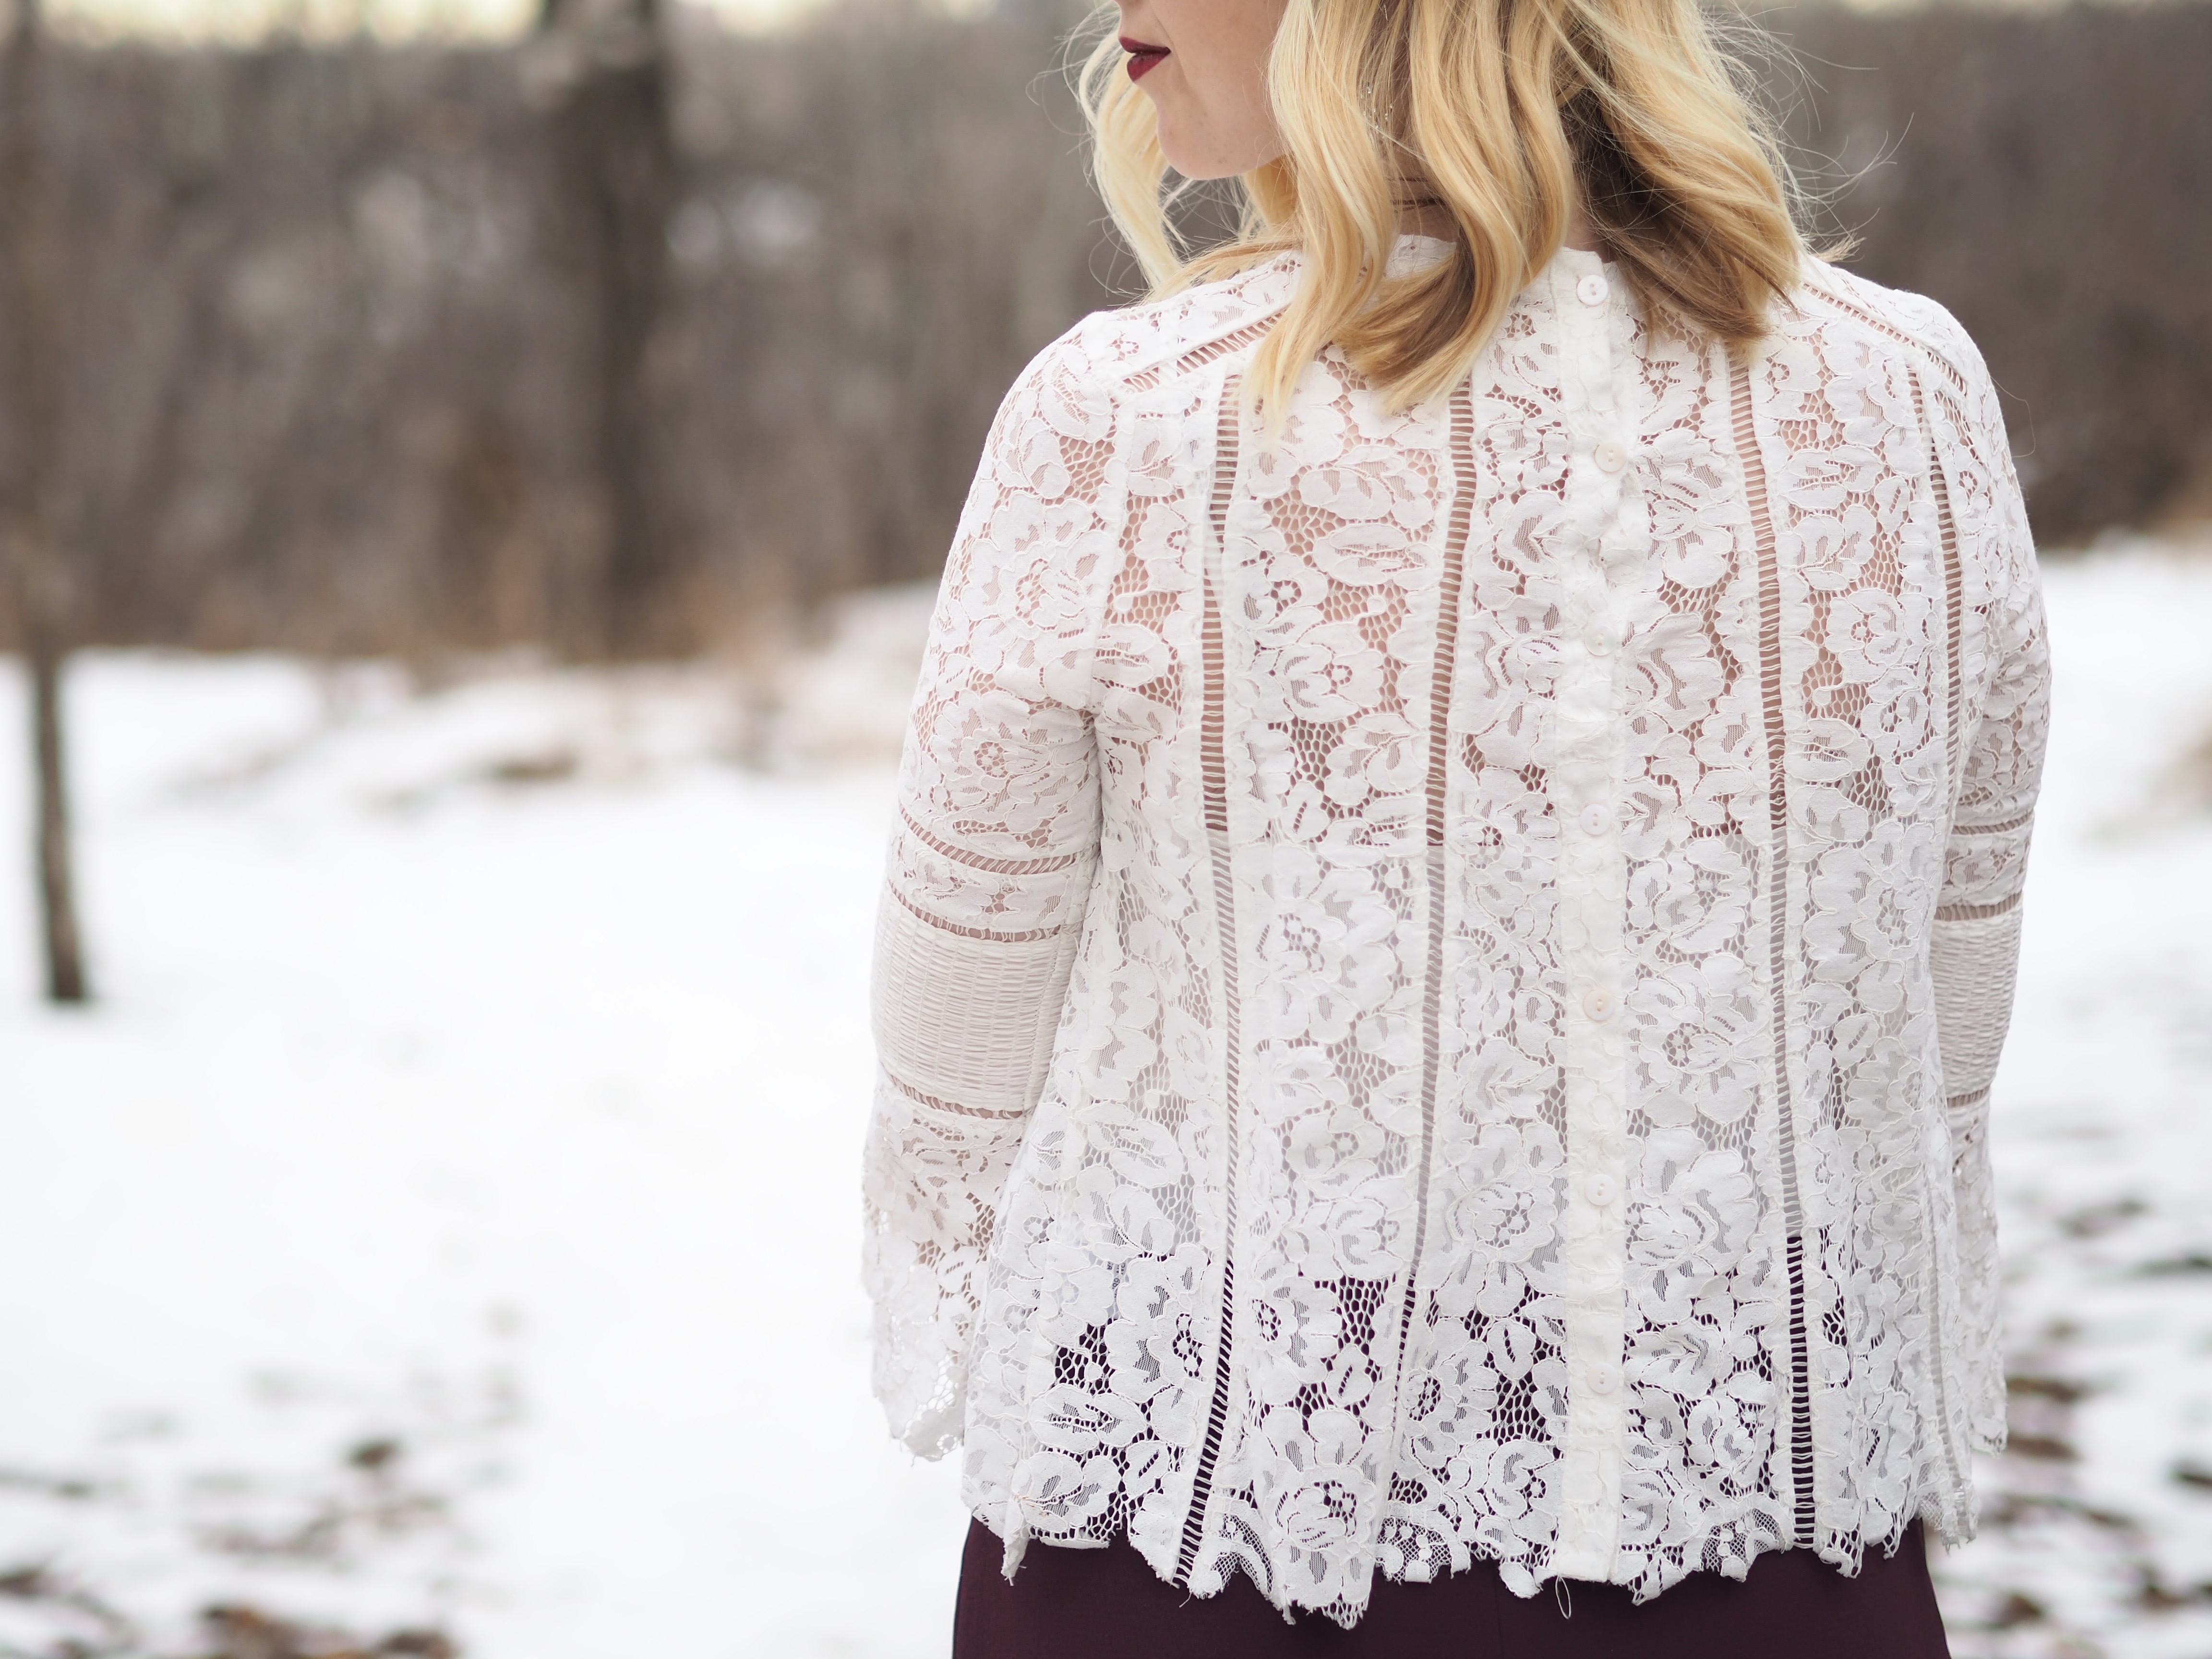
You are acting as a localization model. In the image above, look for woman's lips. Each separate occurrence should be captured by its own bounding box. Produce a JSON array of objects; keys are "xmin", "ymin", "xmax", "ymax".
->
[{"xmin": 1119, "ymin": 36, "xmax": 1169, "ymax": 81}]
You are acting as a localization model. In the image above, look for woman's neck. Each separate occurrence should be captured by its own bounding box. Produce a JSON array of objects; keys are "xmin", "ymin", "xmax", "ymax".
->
[{"xmin": 1560, "ymin": 197, "xmax": 1598, "ymax": 252}]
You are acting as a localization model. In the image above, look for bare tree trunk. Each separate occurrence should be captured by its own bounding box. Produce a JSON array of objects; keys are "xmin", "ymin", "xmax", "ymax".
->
[
  {"xmin": 1, "ymin": 0, "xmax": 84, "ymax": 1004},
  {"xmin": 540, "ymin": 0, "xmax": 678, "ymax": 658}
]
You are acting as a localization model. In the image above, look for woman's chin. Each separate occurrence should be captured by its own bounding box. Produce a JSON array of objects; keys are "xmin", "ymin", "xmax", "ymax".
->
[
  {"xmin": 1156, "ymin": 136, "xmax": 1247, "ymax": 182},
  {"xmin": 1155, "ymin": 124, "xmax": 1284, "ymax": 181}
]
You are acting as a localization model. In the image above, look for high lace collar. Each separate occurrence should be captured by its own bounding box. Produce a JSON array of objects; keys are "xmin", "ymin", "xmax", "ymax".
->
[{"xmin": 1385, "ymin": 231, "xmax": 1614, "ymax": 280}]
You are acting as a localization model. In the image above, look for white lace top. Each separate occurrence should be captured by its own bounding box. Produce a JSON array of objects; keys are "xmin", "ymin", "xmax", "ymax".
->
[{"xmin": 863, "ymin": 240, "xmax": 2050, "ymax": 1625}]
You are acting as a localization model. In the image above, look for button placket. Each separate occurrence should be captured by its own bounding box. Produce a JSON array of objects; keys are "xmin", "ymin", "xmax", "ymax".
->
[{"xmin": 1548, "ymin": 250, "xmax": 1635, "ymax": 1584}]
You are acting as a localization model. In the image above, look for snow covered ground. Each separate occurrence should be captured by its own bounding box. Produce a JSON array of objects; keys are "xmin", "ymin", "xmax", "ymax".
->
[{"xmin": 0, "ymin": 543, "xmax": 2208, "ymax": 1659}]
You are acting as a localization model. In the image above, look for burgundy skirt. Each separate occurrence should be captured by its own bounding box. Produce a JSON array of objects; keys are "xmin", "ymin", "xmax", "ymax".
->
[{"xmin": 952, "ymin": 1520, "xmax": 1950, "ymax": 1659}]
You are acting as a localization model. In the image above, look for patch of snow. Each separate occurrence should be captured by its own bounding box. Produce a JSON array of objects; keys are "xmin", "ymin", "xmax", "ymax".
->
[
  {"xmin": 1936, "ymin": 537, "xmax": 2212, "ymax": 1658},
  {"xmin": 0, "ymin": 585, "xmax": 953, "ymax": 1659}
]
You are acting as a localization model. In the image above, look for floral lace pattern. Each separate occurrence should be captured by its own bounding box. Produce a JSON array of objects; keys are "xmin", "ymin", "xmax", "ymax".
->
[{"xmin": 864, "ymin": 244, "xmax": 2049, "ymax": 1625}]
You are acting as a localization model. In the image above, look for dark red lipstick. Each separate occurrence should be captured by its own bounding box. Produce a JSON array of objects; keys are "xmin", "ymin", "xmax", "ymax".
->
[{"xmin": 1120, "ymin": 36, "xmax": 1169, "ymax": 82}]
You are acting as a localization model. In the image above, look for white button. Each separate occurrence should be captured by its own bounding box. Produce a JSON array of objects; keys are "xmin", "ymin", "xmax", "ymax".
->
[
  {"xmin": 1584, "ymin": 1173, "xmax": 1618, "ymax": 1206},
  {"xmin": 1576, "ymin": 273, "xmax": 1608, "ymax": 306},
  {"xmin": 1588, "ymin": 1361, "xmax": 1622, "ymax": 1396},
  {"xmin": 1581, "ymin": 987, "xmax": 1617, "ymax": 1022},
  {"xmin": 1594, "ymin": 440, "xmax": 1628, "ymax": 473},
  {"xmin": 1578, "ymin": 804, "xmax": 1613, "ymax": 837},
  {"xmin": 1584, "ymin": 625, "xmax": 1617, "ymax": 657}
]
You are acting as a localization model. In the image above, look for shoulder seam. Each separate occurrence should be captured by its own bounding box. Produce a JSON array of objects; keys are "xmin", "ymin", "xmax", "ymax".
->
[
  {"xmin": 1795, "ymin": 273, "xmax": 1972, "ymax": 402},
  {"xmin": 1078, "ymin": 255, "xmax": 1297, "ymax": 394},
  {"xmin": 1121, "ymin": 307, "xmax": 1288, "ymax": 394}
]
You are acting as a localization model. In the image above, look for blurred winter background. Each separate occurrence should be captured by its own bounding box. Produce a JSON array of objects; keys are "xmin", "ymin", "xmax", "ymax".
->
[{"xmin": 0, "ymin": 0, "xmax": 2207, "ymax": 1652}]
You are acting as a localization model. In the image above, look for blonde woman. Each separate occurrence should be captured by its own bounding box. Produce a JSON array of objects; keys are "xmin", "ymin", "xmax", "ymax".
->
[{"xmin": 864, "ymin": 0, "xmax": 2049, "ymax": 1648}]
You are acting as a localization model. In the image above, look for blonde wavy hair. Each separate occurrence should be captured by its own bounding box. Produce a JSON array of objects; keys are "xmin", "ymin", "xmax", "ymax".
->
[{"xmin": 1077, "ymin": 0, "xmax": 1807, "ymax": 414}]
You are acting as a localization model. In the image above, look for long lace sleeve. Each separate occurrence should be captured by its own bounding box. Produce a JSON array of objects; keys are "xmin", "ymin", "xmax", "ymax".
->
[
  {"xmin": 1930, "ymin": 357, "xmax": 2053, "ymax": 1451},
  {"xmin": 863, "ymin": 339, "xmax": 1115, "ymax": 1458}
]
